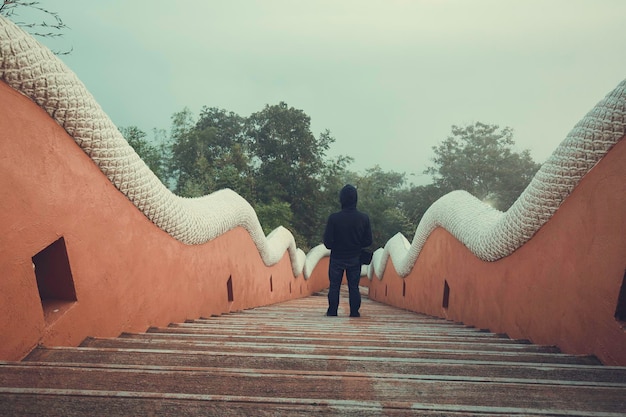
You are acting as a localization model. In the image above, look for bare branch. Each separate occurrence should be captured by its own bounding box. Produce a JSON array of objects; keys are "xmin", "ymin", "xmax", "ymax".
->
[{"xmin": 1, "ymin": 0, "xmax": 72, "ymax": 55}]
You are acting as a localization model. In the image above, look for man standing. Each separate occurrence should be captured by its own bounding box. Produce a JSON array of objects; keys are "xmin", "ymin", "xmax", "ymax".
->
[{"xmin": 323, "ymin": 184, "xmax": 373, "ymax": 317}]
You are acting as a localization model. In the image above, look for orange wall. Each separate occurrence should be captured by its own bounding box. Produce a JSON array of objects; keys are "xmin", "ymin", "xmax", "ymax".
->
[
  {"xmin": 0, "ymin": 81, "xmax": 326, "ymax": 361},
  {"xmin": 307, "ymin": 257, "xmax": 331, "ymax": 293},
  {"xmin": 362, "ymin": 137, "xmax": 626, "ymax": 365},
  {"xmin": 2, "ymin": 77, "xmax": 624, "ymax": 365}
]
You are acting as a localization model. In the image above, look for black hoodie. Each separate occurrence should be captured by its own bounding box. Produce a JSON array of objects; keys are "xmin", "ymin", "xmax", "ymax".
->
[{"xmin": 323, "ymin": 185, "xmax": 373, "ymax": 259}]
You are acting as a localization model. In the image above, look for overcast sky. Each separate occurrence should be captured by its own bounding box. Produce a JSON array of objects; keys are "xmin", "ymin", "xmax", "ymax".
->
[{"xmin": 19, "ymin": 0, "xmax": 626, "ymax": 184}]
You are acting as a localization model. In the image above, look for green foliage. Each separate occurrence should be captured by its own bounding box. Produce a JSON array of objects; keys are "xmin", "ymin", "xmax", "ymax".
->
[
  {"xmin": 246, "ymin": 102, "xmax": 334, "ymax": 249},
  {"xmin": 317, "ymin": 155, "xmax": 354, "ymax": 220},
  {"xmin": 254, "ymin": 199, "xmax": 294, "ymax": 235},
  {"xmin": 351, "ymin": 166, "xmax": 412, "ymax": 250},
  {"xmin": 122, "ymin": 100, "xmax": 540, "ymax": 253},
  {"xmin": 425, "ymin": 122, "xmax": 541, "ymax": 211},
  {"xmin": 161, "ymin": 102, "xmax": 340, "ymax": 250},
  {"xmin": 396, "ymin": 183, "xmax": 444, "ymax": 229},
  {"xmin": 167, "ymin": 107, "xmax": 255, "ymax": 201}
]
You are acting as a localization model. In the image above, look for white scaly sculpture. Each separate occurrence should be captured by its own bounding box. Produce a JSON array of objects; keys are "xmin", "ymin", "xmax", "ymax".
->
[
  {"xmin": 0, "ymin": 17, "xmax": 305, "ymax": 276},
  {"xmin": 369, "ymin": 76, "xmax": 625, "ymax": 279},
  {"xmin": 1, "ymin": 17, "xmax": 624, "ymax": 281},
  {"xmin": 313, "ymin": 79, "xmax": 625, "ymax": 280}
]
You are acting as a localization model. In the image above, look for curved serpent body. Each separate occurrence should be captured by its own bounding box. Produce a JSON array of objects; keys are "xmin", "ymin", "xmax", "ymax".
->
[{"xmin": 1, "ymin": 17, "xmax": 624, "ymax": 280}]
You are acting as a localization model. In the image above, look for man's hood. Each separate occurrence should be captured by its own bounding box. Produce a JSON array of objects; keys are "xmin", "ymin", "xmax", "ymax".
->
[{"xmin": 340, "ymin": 184, "xmax": 358, "ymax": 209}]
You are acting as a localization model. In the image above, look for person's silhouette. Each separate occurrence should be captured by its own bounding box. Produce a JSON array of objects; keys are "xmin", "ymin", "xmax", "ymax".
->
[{"xmin": 323, "ymin": 184, "xmax": 373, "ymax": 317}]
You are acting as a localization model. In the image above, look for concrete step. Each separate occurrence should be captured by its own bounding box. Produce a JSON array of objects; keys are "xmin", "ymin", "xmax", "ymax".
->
[
  {"xmin": 22, "ymin": 347, "xmax": 626, "ymax": 384},
  {"xmin": 5, "ymin": 389, "xmax": 615, "ymax": 417},
  {"xmin": 119, "ymin": 330, "xmax": 561, "ymax": 353},
  {"xmin": 1, "ymin": 362, "xmax": 625, "ymax": 415},
  {"xmin": 1, "ymin": 287, "xmax": 624, "ymax": 416},
  {"xmin": 157, "ymin": 320, "xmax": 527, "ymax": 339},
  {"xmin": 77, "ymin": 335, "xmax": 592, "ymax": 365}
]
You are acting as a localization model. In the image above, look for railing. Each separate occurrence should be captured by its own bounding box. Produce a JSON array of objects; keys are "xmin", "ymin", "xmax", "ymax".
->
[{"xmin": 0, "ymin": 16, "xmax": 624, "ymax": 365}]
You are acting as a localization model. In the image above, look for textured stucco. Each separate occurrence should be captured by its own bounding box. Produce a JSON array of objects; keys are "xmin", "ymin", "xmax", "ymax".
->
[
  {"xmin": 0, "ymin": 81, "xmax": 329, "ymax": 360},
  {"xmin": 364, "ymin": 138, "xmax": 626, "ymax": 365},
  {"xmin": 1, "ymin": 16, "xmax": 624, "ymax": 364}
]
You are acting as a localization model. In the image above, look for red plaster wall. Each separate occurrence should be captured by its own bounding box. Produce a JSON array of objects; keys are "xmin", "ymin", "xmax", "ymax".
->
[
  {"xmin": 3, "ymin": 76, "xmax": 624, "ymax": 365},
  {"xmin": 0, "ymin": 81, "xmax": 320, "ymax": 361},
  {"xmin": 306, "ymin": 257, "xmax": 331, "ymax": 293},
  {"xmin": 364, "ymin": 137, "xmax": 626, "ymax": 365}
]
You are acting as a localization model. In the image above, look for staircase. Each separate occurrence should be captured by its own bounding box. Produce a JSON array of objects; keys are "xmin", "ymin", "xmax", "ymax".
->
[{"xmin": 1, "ymin": 288, "xmax": 625, "ymax": 416}]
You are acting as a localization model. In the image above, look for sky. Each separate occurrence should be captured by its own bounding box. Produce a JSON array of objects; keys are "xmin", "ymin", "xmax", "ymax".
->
[{"xmin": 14, "ymin": 0, "xmax": 626, "ymax": 185}]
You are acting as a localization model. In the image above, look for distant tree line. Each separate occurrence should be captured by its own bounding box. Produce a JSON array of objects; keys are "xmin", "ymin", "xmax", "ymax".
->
[{"xmin": 121, "ymin": 104, "xmax": 541, "ymax": 252}]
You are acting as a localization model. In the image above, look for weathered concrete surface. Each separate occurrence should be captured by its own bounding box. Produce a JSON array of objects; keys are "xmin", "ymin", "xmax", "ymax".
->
[{"xmin": 1, "ymin": 288, "xmax": 624, "ymax": 416}]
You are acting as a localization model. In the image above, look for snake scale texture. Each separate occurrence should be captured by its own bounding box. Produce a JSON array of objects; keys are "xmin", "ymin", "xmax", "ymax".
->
[{"xmin": 1, "ymin": 17, "xmax": 624, "ymax": 280}]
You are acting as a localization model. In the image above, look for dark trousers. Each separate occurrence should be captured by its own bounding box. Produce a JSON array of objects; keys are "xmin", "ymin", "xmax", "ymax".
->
[{"xmin": 327, "ymin": 256, "xmax": 361, "ymax": 315}]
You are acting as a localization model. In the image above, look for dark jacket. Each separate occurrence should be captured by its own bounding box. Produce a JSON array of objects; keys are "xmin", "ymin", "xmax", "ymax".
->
[{"xmin": 323, "ymin": 185, "xmax": 373, "ymax": 259}]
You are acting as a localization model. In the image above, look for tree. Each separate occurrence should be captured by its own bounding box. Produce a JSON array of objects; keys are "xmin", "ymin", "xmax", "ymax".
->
[
  {"xmin": 167, "ymin": 107, "xmax": 255, "ymax": 199},
  {"xmin": 194, "ymin": 106, "xmax": 253, "ymax": 200},
  {"xmin": 425, "ymin": 122, "xmax": 540, "ymax": 211},
  {"xmin": 254, "ymin": 198, "xmax": 303, "ymax": 245},
  {"xmin": 165, "ymin": 103, "xmax": 344, "ymax": 249},
  {"xmin": 353, "ymin": 166, "xmax": 412, "ymax": 250},
  {"xmin": 396, "ymin": 183, "xmax": 444, "ymax": 231},
  {"xmin": 245, "ymin": 102, "xmax": 334, "ymax": 249},
  {"xmin": 317, "ymin": 155, "xmax": 354, "ymax": 213},
  {"xmin": 0, "ymin": 0, "xmax": 72, "ymax": 55}
]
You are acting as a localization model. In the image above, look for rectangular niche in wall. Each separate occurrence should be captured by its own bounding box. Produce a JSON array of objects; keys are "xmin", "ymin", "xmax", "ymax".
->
[
  {"xmin": 227, "ymin": 276, "xmax": 234, "ymax": 303},
  {"xmin": 615, "ymin": 270, "xmax": 626, "ymax": 326},
  {"xmin": 32, "ymin": 236, "xmax": 77, "ymax": 321},
  {"xmin": 442, "ymin": 280, "xmax": 450, "ymax": 309}
]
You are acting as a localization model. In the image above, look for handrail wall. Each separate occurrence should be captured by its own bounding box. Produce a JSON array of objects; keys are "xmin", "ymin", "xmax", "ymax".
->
[
  {"xmin": 1, "ymin": 16, "xmax": 624, "ymax": 365},
  {"xmin": 355, "ymin": 138, "xmax": 625, "ymax": 365},
  {"xmin": 0, "ymin": 82, "xmax": 329, "ymax": 361}
]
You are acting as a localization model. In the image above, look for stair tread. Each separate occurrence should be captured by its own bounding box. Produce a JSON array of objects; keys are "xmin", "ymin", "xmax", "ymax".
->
[
  {"xmin": 2, "ymin": 288, "xmax": 624, "ymax": 415},
  {"xmin": 11, "ymin": 357, "xmax": 626, "ymax": 386},
  {"xmin": 5, "ymin": 389, "xmax": 623, "ymax": 417},
  {"xmin": 77, "ymin": 336, "xmax": 591, "ymax": 364},
  {"xmin": 1, "ymin": 364, "xmax": 624, "ymax": 413},
  {"xmin": 115, "ymin": 333, "xmax": 557, "ymax": 353},
  {"xmin": 136, "ymin": 329, "xmax": 529, "ymax": 344}
]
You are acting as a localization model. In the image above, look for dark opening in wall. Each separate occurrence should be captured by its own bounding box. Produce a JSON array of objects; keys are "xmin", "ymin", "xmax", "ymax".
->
[
  {"xmin": 402, "ymin": 281, "xmax": 406, "ymax": 297},
  {"xmin": 270, "ymin": 275, "xmax": 273, "ymax": 292},
  {"xmin": 32, "ymin": 237, "xmax": 77, "ymax": 320},
  {"xmin": 289, "ymin": 282, "xmax": 292, "ymax": 294},
  {"xmin": 615, "ymin": 270, "xmax": 626, "ymax": 323},
  {"xmin": 385, "ymin": 284, "xmax": 388, "ymax": 297},
  {"xmin": 442, "ymin": 280, "xmax": 450, "ymax": 309},
  {"xmin": 227, "ymin": 276, "xmax": 234, "ymax": 302}
]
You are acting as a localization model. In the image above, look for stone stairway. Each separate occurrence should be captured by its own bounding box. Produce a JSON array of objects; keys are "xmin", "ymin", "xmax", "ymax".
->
[{"xmin": 1, "ymin": 288, "xmax": 625, "ymax": 416}]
